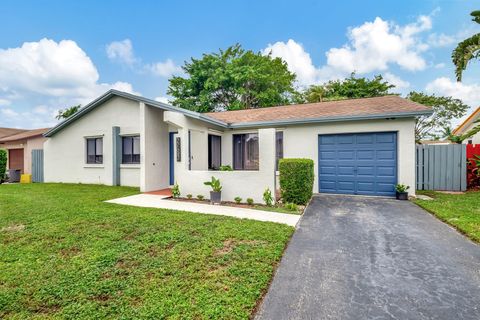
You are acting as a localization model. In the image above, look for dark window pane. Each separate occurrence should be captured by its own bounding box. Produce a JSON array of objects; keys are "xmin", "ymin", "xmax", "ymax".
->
[
  {"xmin": 208, "ymin": 135, "xmax": 222, "ymax": 170},
  {"xmin": 233, "ymin": 134, "xmax": 243, "ymax": 170},
  {"xmin": 233, "ymin": 133, "xmax": 258, "ymax": 170},
  {"xmin": 86, "ymin": 138, "xmax": 103, "ymax": 164},
  {"xmin": 244, "ymin": 134, "xmax": 259, "ymax": 170},
  {"xmin": 276, "ymin": 131, "xmax": 283, "ymax": 170},
  {"xmin": 122, "ymin": 136, "xmax": 140, "ymax": 164}
]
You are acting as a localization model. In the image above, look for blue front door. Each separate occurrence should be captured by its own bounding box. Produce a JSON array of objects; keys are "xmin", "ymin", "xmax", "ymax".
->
[
  {"xmin": 318, "ymin": 132, "xmax": 397, "ymax": 196},
  {"xmin": 169, "ymin": 132, "xmax": 175, "ymax": 185}
]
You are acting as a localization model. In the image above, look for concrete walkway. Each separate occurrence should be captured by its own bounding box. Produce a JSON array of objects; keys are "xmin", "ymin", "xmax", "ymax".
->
[{"xmin": 106, "ymin": 194, "xmax": 300, "ymax": 227}]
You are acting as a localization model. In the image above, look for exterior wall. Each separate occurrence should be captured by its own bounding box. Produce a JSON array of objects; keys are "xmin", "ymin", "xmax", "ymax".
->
[
  {"xmin": 173, "ymin": 127, "xmax": 276, "ymax": 203},
  {"xmin": 140, "ymin": 103, "xmax": 169, "ymax": 192},
  {"xmin": 461, "ymin": 122, "xmax": 480, "ymax": 144},
  {"xmin": 44, "ymin": 96, "xmax": 141, "ymax": 186},
  {"xmin": 1, "ymin": 136, "xmax": 46, "ymax": 174},
  {"xmin": 165, "ymin": 111, "xmax": 276, "ymax": 203},
  {"xmin": 281, "ymin": 118, "xmax": 416, "ymax": 196}
]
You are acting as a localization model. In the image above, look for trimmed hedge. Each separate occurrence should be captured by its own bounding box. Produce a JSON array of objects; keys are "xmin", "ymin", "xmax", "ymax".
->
[
  {"xmin": 0, "ymin": 149, "xmax": 6, "ymax": 182},
  {"xmin": 279, "ymin": 158, "xmax": 314, "ymax": 205}
]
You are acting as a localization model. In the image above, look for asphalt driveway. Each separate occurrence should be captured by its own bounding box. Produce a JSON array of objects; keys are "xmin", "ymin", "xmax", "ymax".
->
[{"xmin": 255, "ymin": 194, "xmax": 480, "ymax": 320}]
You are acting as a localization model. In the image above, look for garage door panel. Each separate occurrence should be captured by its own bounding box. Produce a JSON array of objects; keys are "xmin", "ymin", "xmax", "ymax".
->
[
  {"xmin": 318, "ymin": 132, "xmax": 397, "ymax": 197},
  {"xmin": 338, "ymin": 166, "xmax": 355, "ymax": 176}
]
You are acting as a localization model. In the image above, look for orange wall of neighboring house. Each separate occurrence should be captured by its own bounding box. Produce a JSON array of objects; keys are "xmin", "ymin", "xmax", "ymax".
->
[{"xmin": 1, "ymin": 136, "xmax": 46, "ymax": 174}]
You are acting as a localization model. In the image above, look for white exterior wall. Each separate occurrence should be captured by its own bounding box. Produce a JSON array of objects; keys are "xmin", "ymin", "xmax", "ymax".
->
[
  {"xmin": 282, "ymin": 118, "xmax": 416, "ymax": 196},
  {"xmin": 461, "ymin": 122, "xmax": 480, "ymax": 144},
  {"xmin": 140, "ymin": 103, "xmax": 170, "ymax": 192},
  {"xmin": 44, "ymin": 96, "xmax": 141, "ymax": 186},
  {"xmin": 165, "ymin": 111, "xmax": 276, "ymax": 203}
]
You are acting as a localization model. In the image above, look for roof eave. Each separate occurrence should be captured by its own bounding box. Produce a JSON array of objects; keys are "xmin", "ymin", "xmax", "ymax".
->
[
  {"xmin": 227, "ymin": 110, "xmax": 433, "ymax": 129},
  {"xmin": 44, "ymin": 90, "xmax": 228, "ymax": 137}
]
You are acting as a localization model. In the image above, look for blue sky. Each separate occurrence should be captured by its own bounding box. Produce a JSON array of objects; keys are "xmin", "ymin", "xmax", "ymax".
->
[{"xmin": 0, "ymin": 0, "xmax": 479, "ymax": 128}]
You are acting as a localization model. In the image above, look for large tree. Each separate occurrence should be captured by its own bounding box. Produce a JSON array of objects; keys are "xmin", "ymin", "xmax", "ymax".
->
[
  {"xmin": 168, "ymin": 44, "xmax": 296, "ymax": 112},
  {"xmin": 452, "ymin": 10, "xmax": 480, "ymax": 81},
  {"xmin": 407, "ymin": 92, "xmax": 469, "ymax": 142},
  {"xmin": 299, "ymin": 73, "xmax": 395, "ymax": 103}
]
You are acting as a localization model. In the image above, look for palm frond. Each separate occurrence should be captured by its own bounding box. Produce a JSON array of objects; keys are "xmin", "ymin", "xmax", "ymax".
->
[{"xmin": 452, "ymin": 33, "xmax": 480, "ymax": 81}]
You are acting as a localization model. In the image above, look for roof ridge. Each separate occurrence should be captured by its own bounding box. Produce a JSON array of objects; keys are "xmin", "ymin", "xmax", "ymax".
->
[{"xmin": 205, "ymin": 95, "xmax": 408, "ymax": 115}]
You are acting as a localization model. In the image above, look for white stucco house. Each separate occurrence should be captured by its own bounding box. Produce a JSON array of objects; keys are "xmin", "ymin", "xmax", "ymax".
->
[
  {"xmin": 43, "ymin": 90, "xmax": 431, "ymax": 201},
  {"xmin": 453, "ymin": 106, "xmax": 480, "ymax": 144}
]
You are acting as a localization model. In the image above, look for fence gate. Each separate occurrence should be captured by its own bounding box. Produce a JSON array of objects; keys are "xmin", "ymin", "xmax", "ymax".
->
[
  {"xmin": 31, "ymin": 149, "xmax": 44, "ymax": 183},
  {"xmin": 416, "ymin": 144, "xmax": 467, "ymax": 191}
]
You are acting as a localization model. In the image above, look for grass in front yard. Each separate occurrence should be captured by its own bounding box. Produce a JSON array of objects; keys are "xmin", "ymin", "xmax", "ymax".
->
[
  {"xmin": 0, "ymin": 183, "xmax": 294, "ymax": 319},
  {"xmin": 414, "ymin": 190, "xmax": 480, "ymax": 242}
]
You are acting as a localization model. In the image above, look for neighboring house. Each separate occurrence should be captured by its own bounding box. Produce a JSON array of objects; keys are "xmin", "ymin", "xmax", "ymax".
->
[
  {"xmin": 44, "ymin": 90, "xmax": 431, "ymax": 201},
  {"xmin": 0, "ymin": 128, "xmax": 50, "ymax": 175},
  {"xmin": 453, "ymin": 106, "xmax": 480, "ymax": 144}
]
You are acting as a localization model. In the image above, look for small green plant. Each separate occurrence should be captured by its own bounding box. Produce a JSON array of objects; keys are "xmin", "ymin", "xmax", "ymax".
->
[
  {"xmin": 219, "ymin": 165, "xmax": 233, "ymax": 171},
  {"xmin": 246, "ymin": 198, "xmax": 254, "ymax": 205},
  {"xmin": 234, "ymin": 196, "xmax": 242, "ymax": 204},
  {"xmin": 204, "ymin": 176, "xmax": 222, "ymax": 192},
  {"xmin": 395, "ymin": 184, "xmax": 410, "ymax": 193},
  {"xmin": 197, "ymin": 195, "xmax": 205, "ymax": 200},
  {"xmin": 186, "ymin": 194, "xmax": 193, "ymax": 199},
  {"xmin": 263, "ymin": 188, "xmax": 273, "ymax": 206},
  {"xmin": 171, "ymin": 183, "xmax": 180, "ymax": 198},
  {"xmin": 284, "ymin": 202, "xmax": 298, "ymax": 212}
]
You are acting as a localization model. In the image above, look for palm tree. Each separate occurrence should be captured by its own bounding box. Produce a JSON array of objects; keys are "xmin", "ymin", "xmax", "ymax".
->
[{"xmin": 452, "ymin": 10, "xmax": 480, "ymax": 81}]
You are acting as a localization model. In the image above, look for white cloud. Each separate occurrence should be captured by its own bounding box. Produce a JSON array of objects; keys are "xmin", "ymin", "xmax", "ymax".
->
[
  {"xmin": 155, "ymin": 96, "xmax": 170, "ymax": 104},
  {"xmin": 106, "ymin": 39, "xmax": 181, "ymax": 78},
  {"xmin": 425, "ymin": 77, "xmax": 480, "ymax": 107},
  {"xmin": 0, "ymin": 38, "xmax": 138, "ymax": 128},
  {"xmin": 263, "ymin": 39, "xmax": 319, "ymax": 86},
  {"xmin": 427, "ymin": 33, "xmax": 456, "ymax": 47},
  {"xmin": 326, "ymin": 15, "xmax": 431, "ymax": 74},
  {"xmin": 384, "ymin": 72, "xmax": 410, "ymax": 89},
  {"xmin": 262, "ymin": 14, "xmax": 437, "ymax": 87},
  {"xmin": 147, "ymin": 59, "xmax": 182, "ymax": 78},
  {"xmin": 434, "ymin": 63, "xmax": 446, "ymax": 69},
  {"xmin": 0, "ymin": 98, "xmax": 10, "ymax": 106},
  {"xmin": 106, "ymin": 39, "xmax": 136, "ymax": 65},
  {"xmin": 33, "ymin": 105, "xmax": 49, "ymax": 114},
  {"xmin": 1, "ymin": 108, "xmax": 18, "ymax": 118}
]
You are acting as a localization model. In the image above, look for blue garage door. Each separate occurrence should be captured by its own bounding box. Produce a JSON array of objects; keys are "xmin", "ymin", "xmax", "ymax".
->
[{"xmin": 318, "ymin": 132, "xmax": 397, "ymax": 196}]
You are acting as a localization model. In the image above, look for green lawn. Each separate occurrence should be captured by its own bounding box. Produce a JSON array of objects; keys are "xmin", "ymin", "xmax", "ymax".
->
[
  {"xmin": 414, "ymin": 190, "xmax": 480, "ymax": 242},
  {"xmin": 0, "ymin": 183, "xmax": 294, "ymax": 319}
]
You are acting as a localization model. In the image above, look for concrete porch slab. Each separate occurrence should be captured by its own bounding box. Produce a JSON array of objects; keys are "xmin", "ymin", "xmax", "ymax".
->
[{"xmin": 105, "ymin": 194, "xmax": 300, "ymax": 227}]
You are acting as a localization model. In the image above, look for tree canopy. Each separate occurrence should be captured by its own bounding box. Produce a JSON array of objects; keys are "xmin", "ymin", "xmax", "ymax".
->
[
  {"xmin": 56, "ymin": 105, "xmax": 81, "ymax": 120},
  {"xmin": 298, "ymin": 73, "xmax": 395, "ymax": 103},
  {"xmin": 407, "ymin": 92, "xmax": 469, "ymax": 142},
  {"xmin": 167, "ymin": 44, "xmax": 296, "ymax": 112},
  {"xmin": 452, "ymin": 10, "xmax": 480, "ymax": 81}
]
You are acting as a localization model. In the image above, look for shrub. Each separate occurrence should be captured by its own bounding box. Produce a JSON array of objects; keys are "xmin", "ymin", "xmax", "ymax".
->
[
  {"xmin": 171, "ymin": 183, "xmax": 180, "ymax": 198},
  {"xmin": 219, "ymin": 165, "xmax": 233, "ymax": 171},
  {"xmin": 263, "ymin": 188, "xmax": 273, "ymax": 206},
  {"xmin": 0, "ymin": 149, "xmax": 6, "ymax": 183},
  {"xmin": 234, "ymin": 196, "xmax": 242, "ymax": 204},
  {"xmin": 279, "ymin": 158, "xmax": 314, "ymax": 205},
  {"xmin": 395, "ymin": 184, "xmax": 410, "ymax": 193},
  {"xmin": 197, "ymin": 195, "xmax": 205, "ymax": 200},
  {"xmin": 284, "ymin": 202, "xmax": 298, "ymax": 212},
  {"xmin": 246, "ymin": 198, "xmax": 254, "ymax": 205},
  {"xmin": 186, "ymin": 194, "xmax": 193, "ymax": 199},
  {"xmin": 204, "ymin": 176, "xmax": 222, "ymax": 192}
]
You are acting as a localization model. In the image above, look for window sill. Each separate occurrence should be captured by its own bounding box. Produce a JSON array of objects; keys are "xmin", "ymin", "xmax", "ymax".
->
[
  {"xmin": 120, "ymin": 164, "xmax": 140, "ymax": 169},
  {"xmin": 84, "ymin": 164, "xmax": 104, "ymax": 168}
]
